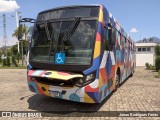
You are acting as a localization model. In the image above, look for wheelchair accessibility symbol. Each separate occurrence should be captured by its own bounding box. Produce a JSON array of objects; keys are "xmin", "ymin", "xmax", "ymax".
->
[{"xmin": 55, "ymin": 53, "xmax": 65, "ymax": 64}]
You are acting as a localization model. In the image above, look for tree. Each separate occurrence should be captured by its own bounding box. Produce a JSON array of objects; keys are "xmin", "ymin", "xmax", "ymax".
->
[
  {"xmin": 143, "ymin": 38, "xmax": 147, "ymax": 42},
  {"xmin": 149, "ymin": 38, "xmax": 154, "ymax": 42},
  {"xmin": 1, "ymin": 47, "xmax": 7, "ymax": 56},
  {"xmin": 155, "ymin": 45, "xmax": 160, "ymax": 56},
  {"xmin": 11, "ymin": 44, "xmax": 18, "ymax": 55},
  {"xmin": 155, "ymin": 56, "xmax": 160, "ymax": 71},
  {"xmin": 12, "ymin": 25, "xmax": 29, "ymax": 39},
  {"xmin": 12, "ymin": 25, "xmax": 31, "ymax": 56},
  {"xmin": 7, "ymin": 50, "xmax": 11, "ymax": 56},
  {"xmin": 12, "ymin": 55, "xmax": 18, "ymax": 67},
  {"xmin": 3, "ymin": 59, "xmax": 7, "ymax": 66},
  {"xmin": 16, "ymin": 52, "xmax": 21, "ymax": 63},
  {"xmin": 0, "ymin": 56, "xmax": 2, "ymax": 65},
  {"xmin": 6, "ymin": 56, "xmax": 11, "ymax": 67},
  {"xmin": 10, "ymin": 41, "xmax": 28, "ymax": 55},
  {"xmin": 12, "ymin": 27, "xmax": 19, "ymax": 39},
  {"xmin": 23, "ymin": 26, "xmax": 32, "ymax": 55},
  {"xmin": 12, "ymin": 25, "xmax": 32, "ymax": 66},
  {"xmin": 155, "ymin": 45, "xmax": 160, "ymax": 71}
]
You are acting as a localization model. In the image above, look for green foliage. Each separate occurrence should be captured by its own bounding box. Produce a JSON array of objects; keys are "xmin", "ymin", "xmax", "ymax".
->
[
  {"xmin": 6, "ymin": 56, "xmax": 11, "ymax": 67},
  {"xmin": 155, "ymin": 70, "xmax": 160, "ymax": 78},
  {"xmin": 10, "ymin": 39, "xmax": 29, "ymax": 57},
  {"xmin": 12, "ymin": 56, "xmax": 18, "ymax": 67},
  {"xmin": 2, "ymin": 59, "xmax": 7, "ymax": 66},
  {"xmin": 11, "ymin": 44, "xmax": 18, "ymax": 55},
  {"xmin": 143, "ymin": 38, "xmax": 147, "ymax": 42},
  {"xmin": 7, "ymin": 50, "xmax": 11, "ymax": 56},
  {"xmin": 12, "ymin": 25, "xmax": 31, "ymax": 56},
  {"xmin": 16, "ymin": 52, "xmax": 21, "ymax": 63},
  {"xmin": 155, "ymin": 56, "xmax": 160, "ymax": 71},
  {"xmin": 145, "ymin": 63, "xmax": 155, "ymax": 70},
  {"xmin": 155, "ymin": 45, "xmax": 160, "ymax": 56},
  {"xmin": 150, "ymin": 64, "xmax": 155, "ymax": 70},
  {"xmin": 149, "ymin": 38, "xmax": 154, "ymax": 42},
  {"xmin": 23, "ymin": 40, "xmax": 29, "ymax": 55},
  {"xmin": 12, "ymin": 25, "xmax": 31, "ymax": 41},
  {"xmin": 154, "ymin": 45, "xmax": 160, "ymax": 72},
  {"xmin": 0, "ymin": 56, "xmax": 2, "ymax": 64},
  {"xmin": 145, "ymin": 63, "xmax": 149, "ymax": 69}
]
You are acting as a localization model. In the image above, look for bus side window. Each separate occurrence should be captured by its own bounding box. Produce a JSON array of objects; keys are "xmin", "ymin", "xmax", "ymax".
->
[
  {"xmin": 128, "ymin": 40, "xmax": 130, "ymax": 51},
  {"xmin": 103, "ymin": 27, "xmax": 109, "ymax": 50},
  {"xmin": 103, "ymin": 23, "xmax": 116, "ymax": 51},
  {"xmin": 111, "ymin": 29, "xmax": 116, "ymax": 46}
]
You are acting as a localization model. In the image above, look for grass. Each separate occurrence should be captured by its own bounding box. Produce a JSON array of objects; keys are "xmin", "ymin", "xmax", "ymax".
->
[{"xmin": 0, "ymin": 66, "xmax": 27, "ymax": 69}]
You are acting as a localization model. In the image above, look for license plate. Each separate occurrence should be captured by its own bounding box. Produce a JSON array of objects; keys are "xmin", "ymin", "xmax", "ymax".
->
[{"xmin": 48, "ymin": 90, "xmax": 60, "ymax": 97}]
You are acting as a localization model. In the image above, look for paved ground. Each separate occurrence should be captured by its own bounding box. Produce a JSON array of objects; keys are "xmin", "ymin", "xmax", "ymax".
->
[{"xmin": 0, "ymin": 67, "xmax": 160, "ymax": 120}]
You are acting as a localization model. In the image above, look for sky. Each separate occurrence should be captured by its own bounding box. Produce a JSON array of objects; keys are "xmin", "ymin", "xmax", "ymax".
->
[{"xmin": 0, "ymin": 0, "xmax": 160, "ymax": 47}]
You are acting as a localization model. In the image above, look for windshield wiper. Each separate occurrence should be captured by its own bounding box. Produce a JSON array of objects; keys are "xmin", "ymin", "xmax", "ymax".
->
[
  {"xmin": 60, "ymin": 17, "xmax": 81, "ymax": 52},
  {"xmin": 45, "ymin": 22, "xmax": 58, "ymax": 58},
  {"xmin": 36, "ymin": 22, "xmax": 56, "ymax": 58},
  {"xmin": 62, "ymin": 17, "xmax": 81, "ymax": 42},
  {"xmin": 36, "ymin": 22, "xmax": 51, "ymax": 41},
  {"xmin": 44, "ymin": 21, "xmax": 51, "ymax": 41}
]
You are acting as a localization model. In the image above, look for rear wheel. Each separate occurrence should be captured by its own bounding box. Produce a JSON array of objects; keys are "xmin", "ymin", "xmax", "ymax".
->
[
  {"xmin": 115, "ymin": 71, "xmax": 120, "ymax": 91},
  {"xmin": 130, "ymin": 71, "xmax": 133, "ymax": 77},
  {"xmin": 130, "ymin": 64, "xmax": 135, "ymax": 77}
]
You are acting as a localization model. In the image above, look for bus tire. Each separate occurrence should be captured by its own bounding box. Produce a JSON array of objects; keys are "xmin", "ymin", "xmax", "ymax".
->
[
  {"xmin": 114, "ymin": 70, "xmax": 120, "ymax": 91},
  {"xmin": 130, "ymin": 71, "xmax": 133, "ymax": 77},
  {"xmin": 130, "ymin": 64, "xmax": 134, "ymax": 77}
]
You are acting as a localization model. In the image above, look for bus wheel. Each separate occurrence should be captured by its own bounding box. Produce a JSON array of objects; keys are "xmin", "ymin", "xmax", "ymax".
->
[
  {"xmin": 130, "ymin": 64, "xmax": 134, "ymax": 77},
  {"xmin": 115, "ymin": 71, "xmax": 120, "ymax": 91},
  {"xmin": 130, "ymin": 71, "xmax": 133, "ymax": 77}
]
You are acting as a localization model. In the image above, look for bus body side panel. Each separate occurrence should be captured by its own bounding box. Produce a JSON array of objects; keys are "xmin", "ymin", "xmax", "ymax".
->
[
  {"xmin": 97, "ymin": 6, "xmax": 116, "ymax": 103},
  {"xmin": 98, "ymin": 5, "xmax": 136, "ymax": 103},
  {"xmin": 84, "ymin": 5, "xmax": 117, "ymax": 103},
  {"xmin": 99, "ymin": 51, "xmax": 116, "ymax": 102},
  {"xmin": 82, "ymin": 6, "xmax": 103, "ymax": 103}
]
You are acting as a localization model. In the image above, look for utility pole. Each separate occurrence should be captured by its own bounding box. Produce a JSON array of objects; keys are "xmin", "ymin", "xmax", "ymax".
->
[
  {"xmin": 21, "ymin": 37, "xmax": 24, "ymax": 67},
  {"xmin": 18, "ymin": 16, "xmax": 24, "ymax": 67},
  {"xmin": 16, "ymin": 12, "xmax": 21, "ymax": 53},
  {"xmin": 3, "ymin": 14, "xmax": 7, "ymax": 54},
  {"xmin": 3, "ymin": 14, "xmax": 7, "ymax": 47}
]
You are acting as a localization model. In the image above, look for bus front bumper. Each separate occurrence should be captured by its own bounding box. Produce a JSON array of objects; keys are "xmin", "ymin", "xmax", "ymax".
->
[
  {"xmin": 27, "ymin": 70, "xmax": 100, "ymax": 103},
  {"xmin": 28, "ymin": 80, "xmax": 99, "ymax": 103}
]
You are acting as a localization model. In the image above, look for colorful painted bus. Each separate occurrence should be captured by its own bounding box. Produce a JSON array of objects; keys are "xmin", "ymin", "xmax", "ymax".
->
[{"xmin": 26, "ymin": 5, "xmax": 136, "ymax": 103}]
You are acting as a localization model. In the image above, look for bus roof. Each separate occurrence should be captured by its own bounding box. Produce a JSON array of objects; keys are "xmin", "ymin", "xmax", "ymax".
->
[
  {"xmin": 39, "ymin": 4, "xmax": 101, "ymax": 14},
  {"xmin": 38, "ymin": 4, "xmax": 134, "ymax": 43}
]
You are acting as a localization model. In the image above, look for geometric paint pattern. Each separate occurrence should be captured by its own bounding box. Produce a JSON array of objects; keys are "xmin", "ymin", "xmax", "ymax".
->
[{"xmin": 27, "ymin": 5, "xmax": 136, "ymax": 103}]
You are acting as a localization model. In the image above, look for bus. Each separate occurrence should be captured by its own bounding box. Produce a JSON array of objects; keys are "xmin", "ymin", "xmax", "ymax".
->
[{"xmin": 26, "ymin": 5, "xmax": 136, "ymax": 103}]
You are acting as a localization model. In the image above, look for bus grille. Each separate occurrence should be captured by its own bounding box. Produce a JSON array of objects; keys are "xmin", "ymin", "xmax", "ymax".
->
[{"xmin": 35, "ymin": 77, "xmax": 74, "ymax": 87}]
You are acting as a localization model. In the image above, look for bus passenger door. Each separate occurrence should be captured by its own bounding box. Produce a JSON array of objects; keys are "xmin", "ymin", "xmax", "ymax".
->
[{"xmin": 102, "ymin": 25, "xmax": 116, "ymax": 90}]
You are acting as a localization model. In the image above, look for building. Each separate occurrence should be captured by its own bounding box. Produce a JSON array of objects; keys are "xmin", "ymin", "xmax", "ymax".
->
[{"xmin": 135, "ymin": 42, "xmax": 158, "ymax": 66}]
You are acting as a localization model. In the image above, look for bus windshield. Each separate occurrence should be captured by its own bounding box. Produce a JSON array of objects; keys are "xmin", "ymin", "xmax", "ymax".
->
[{"xmin": 30, "ymin": 19, "xmax": 97, "ymax": 65}]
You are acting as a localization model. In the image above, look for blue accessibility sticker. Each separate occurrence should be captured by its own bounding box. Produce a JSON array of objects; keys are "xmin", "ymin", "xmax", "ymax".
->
[{"xmin": 55, "ymin": 53, "xmax": 65, "ymax": 64}]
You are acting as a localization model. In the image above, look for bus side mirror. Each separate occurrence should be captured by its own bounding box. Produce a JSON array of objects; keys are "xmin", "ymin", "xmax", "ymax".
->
[{"xmin": 18, "ymin": 24, "xmax": 23, "ymax": 40}]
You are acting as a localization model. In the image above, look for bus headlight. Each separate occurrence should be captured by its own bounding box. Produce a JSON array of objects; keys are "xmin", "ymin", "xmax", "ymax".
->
[
  {"xmin": 75, "ymin": 72, "xmax": 96, "ymax": 87},
  {"xmin": 86, "ymin": 73, "xmax": 95, "ymax": 81},
  {"xmin": 75, "ymin": 78, "xmax": 85, "ymax": 87}
]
